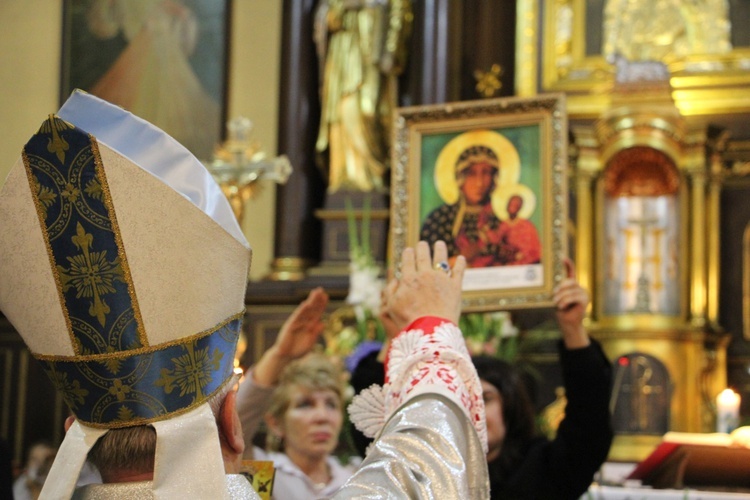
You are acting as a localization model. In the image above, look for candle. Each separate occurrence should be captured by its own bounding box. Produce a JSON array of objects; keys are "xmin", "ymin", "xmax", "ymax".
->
[{"xmin": 716, "ymin": 388, "xmax": 741, "ymax": 433}]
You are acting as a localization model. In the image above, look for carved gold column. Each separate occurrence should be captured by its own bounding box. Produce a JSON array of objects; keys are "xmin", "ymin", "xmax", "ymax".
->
[
  {"xmin": 706, "ymin": 130, "xmax": 730, "ymax": 326},
  {"xmin": 689, "ymin": 166, "xmax": 708, "ymax": 326},
  {"xmin": 570, "ymin": 127, "xmax": 599, "ymax": 311},
  {"xmin": 570, "ymin": 83, "xmax": 729, "ymax": 461}
]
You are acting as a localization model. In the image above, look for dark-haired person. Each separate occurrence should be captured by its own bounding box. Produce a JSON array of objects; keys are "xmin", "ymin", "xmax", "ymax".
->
[
  {"xmin": 475, "ymin": 259, "xmax": 612, "ymax": 499},
  {"xmin": 349, "ymin": 258, "xmax": 613, "ymax": 499}
]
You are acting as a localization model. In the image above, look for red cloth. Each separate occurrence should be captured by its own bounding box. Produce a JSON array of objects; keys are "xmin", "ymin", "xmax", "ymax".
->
[{"xmin": 498, "ymin": 218, "xmax": 541, "ymax": 265}]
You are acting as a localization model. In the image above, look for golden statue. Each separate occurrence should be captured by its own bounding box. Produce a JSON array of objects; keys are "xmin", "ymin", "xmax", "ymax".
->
[
  {"xmin": 602, "ymin": 0, "xmax": 732, "ymax": 62},
  {"xmin": 314, "ymin": 0, "xmax": 413, "ymax": 193}
]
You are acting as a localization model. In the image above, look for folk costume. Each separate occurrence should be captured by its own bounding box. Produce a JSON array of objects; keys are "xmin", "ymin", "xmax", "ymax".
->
[{"xmin": 0, "ymin": 90, "xmax": 256, "ymax": 500}]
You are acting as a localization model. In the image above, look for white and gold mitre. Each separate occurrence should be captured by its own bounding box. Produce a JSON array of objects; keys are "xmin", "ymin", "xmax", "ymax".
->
[{"xmin": 0, "ymin": 90, "xmax": 252, "ymax": 499}]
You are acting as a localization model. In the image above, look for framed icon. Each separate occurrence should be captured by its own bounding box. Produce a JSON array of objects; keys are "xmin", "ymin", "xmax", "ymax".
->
[{"xmin": 390, "ymin": 94, "xmax": 569, "ymax": 311}]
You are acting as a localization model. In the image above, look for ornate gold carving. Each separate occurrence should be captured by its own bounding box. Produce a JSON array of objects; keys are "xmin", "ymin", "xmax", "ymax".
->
[
  {"xmin": 603, "ymin": 147, "xmax": 680, "ymax": 196},
  {"xmin": 525, "ymin": 0, "xmax": 750, "ymax": 117},
  {"xmin": 205, "ymin": 118, "xmax": 292, "ymax": 225},
  {"xmin": 267, "ymin": 257, "xmax": 313, "ymax": 281},
  {"xmin": 602, "ymin": 0, "xmax": 732, "ymax": 62},
  {"xmin": 539, "ymin": 386, "xmax": 566, "ymax": 439},
  {"xmin": 571, "ymin": 98, "xmax": 728, "ymax": 458},
  {"xmin": 515, "ymin": 0, "xmax": 539, "ymax": 96},
  {"xmin": 391, "ymin": 95, "xmax": 568, "ymax": 311},
  {"xmin": 474, "ymin": 64, "xmax": 503, "ymax": 98}
]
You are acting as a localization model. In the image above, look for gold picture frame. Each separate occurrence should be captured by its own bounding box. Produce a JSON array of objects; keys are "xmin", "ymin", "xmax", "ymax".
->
[
  {"xmin": 516, "ymin": 0, "xmax": 750, "ymax": 118},
  {"xmin": 744, "ymin": 223, "xmax": 750, "ymax": 340},
  {"xmin": 390, "ymin": 94, "xmax": 568, "ymax": 312}
]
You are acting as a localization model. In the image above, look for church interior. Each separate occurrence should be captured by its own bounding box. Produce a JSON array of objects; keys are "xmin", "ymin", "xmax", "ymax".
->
[{"xmin": 2, "ymin": 0, "xmax": 750, "ymax": 496}]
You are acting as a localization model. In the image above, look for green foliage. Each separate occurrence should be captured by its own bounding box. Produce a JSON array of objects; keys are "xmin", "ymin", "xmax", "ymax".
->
[
  {"xmin": 459, "ymin": 311, "xmax": 542, "ymax": 390},
  {"xmin": 345, "ymin": 195, "xmax": 373, "ymax": 267},
  {"xmin": 459, "ymin": 312, "xmax": 519, "ymax": 360}
]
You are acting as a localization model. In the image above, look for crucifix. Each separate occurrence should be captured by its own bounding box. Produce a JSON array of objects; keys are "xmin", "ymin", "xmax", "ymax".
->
[
  {"xmin": 624, "ymin": 210, "xmax": 661, "ymax": 313},
  {"xmin": 611, "ymin": 355, "xmax": 667, "ymax": 433}
]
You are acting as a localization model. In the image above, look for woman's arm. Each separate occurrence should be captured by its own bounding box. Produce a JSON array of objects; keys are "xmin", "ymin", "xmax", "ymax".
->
[
  {"xmin": 539, "ymin": 259, "xmax": 612, "ymax": 497},
  {"xmin": 552, "ymin": 258, "xmax": 591, "ymax": 350},
  {"xmin": 235, "ymin": 287, "xmax": 329, "ymax": 457}
]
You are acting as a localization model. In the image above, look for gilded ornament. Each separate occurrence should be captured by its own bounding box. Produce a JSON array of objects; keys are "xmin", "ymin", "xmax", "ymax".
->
[
  {"xmin": 38, "ymin": 115, "xmax": 73, "ymax": 163},
  {"xmin": 35, "ymin": 181, "xmax": 57, "ymax": 220},
  {"xmin": 474, "ymin": 64, "xmax": 503, "ymax": 98},
  {"xmin": 314, "ymin": 0, "xmax": 413, "ymax": 193},
  {"xmin": 156, "ymin": 343, "xmax": 223, "ymax": 399},
  {"xmin": 602, "ymin": 0, "xmax": 732, "ymax": 62},
  {"xmin": 57, "ymin": 222, "xmax": 124, "ymax": 327},
  {"xmin": 108, "ymin": 378, "xmax": 132, "ymax": 402},
  {"xmin": 47, "ymin": 367, "xmax": 89, "ymax": 410}
]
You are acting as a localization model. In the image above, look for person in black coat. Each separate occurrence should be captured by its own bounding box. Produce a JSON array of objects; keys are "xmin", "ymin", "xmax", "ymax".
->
[
  {"xmin": 0, "ymin": 437, "xmax": 13, "ymax": 500},
  {"xmin": 349, "ymin": 258, "xmax": 613, "ymax": 499},
  {"xmin": 474, "ymin": 259, "xmax": 612, "ymax": 499}
]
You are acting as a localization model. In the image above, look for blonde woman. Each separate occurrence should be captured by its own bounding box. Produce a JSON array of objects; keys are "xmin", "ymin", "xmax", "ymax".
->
[{"xmin": 236, "ymin": 288, "xmax": 359, "ymax": 499}]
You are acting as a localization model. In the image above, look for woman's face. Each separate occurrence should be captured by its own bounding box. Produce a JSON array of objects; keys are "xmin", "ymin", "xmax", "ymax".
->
[
  {"xmin": 482, "ymin": 379, "xmax": 506, "ymax": 462},
  {"xmin": 460, "ymin": 162, "xmax": 496, "ymax": 205},
  {"xmin": 279, "ymin": 385, "xmax": 343, "ymax": 461}
]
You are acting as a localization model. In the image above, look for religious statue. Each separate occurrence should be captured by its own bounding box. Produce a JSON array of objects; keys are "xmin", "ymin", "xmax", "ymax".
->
[{"xmin": 314, "ymin": 0, "xmax": 413, "ymax": 193}]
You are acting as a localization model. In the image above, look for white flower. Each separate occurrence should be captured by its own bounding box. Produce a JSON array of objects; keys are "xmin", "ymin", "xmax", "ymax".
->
[
  {"xmin": 346, "ymin": 261, "xmax": 384, "ymax": 313},
  {"xmin": 492, "ymin": 311, "xmax": 518, "ymax": 338}
]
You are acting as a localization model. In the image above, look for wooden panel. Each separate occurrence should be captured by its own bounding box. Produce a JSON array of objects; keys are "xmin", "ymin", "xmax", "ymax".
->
[
  {"xmin": 274, "ymin": 0, "xmax": 325, "ymax": 262},
  {"xmin": 460, "ymin": 0, "xmax": 517, "ymax": 100},
  {"xmin": 0, "ymin": 318, "xmax": 67, "ymax": 465}
]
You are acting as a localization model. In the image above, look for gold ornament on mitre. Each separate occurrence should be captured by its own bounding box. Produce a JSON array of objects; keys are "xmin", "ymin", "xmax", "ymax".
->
[
  {"xmin": 434, "ymin": 129, "xmax": 521, "ymax": 205},
  {"xmin": 491, "ymin": 183, "xmax": 537, "ymax": 221}
]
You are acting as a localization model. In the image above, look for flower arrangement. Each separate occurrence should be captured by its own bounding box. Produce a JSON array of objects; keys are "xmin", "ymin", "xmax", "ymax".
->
[{"xmin": 345, "ymin": 196, "xmax": 383, "ymax": 310}]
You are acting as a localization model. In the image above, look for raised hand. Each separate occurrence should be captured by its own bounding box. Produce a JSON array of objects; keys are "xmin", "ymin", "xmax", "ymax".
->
[
  {"xmin": 382, "ymin": 240, "xmax": 466, "ymax": 331},
  {"xmin": 552, "ymin": 258, "xmax": 590, "ymax": 349},
  {"xmin": 253, "ymin": 287, "xmax": 329, "ymax": 385},
  {"xmin": 274, "ymin": 287, "xmax": 329, "ymax": 359}
]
